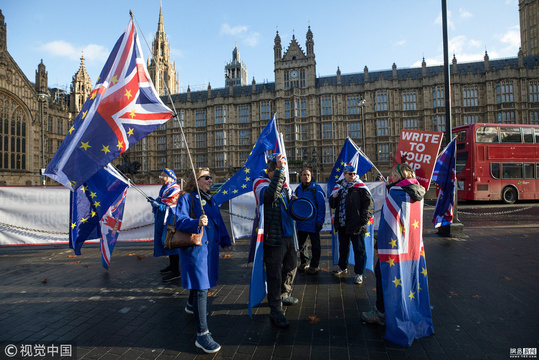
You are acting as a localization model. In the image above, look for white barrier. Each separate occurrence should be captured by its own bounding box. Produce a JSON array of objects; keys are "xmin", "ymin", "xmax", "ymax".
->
[
  {"xmin": 0, "ymin": 185, "xmax": 162, "ymax": 246},
  {"xmin": 228, "ymin": 182, "xmax": 387, "ymax": 240}
]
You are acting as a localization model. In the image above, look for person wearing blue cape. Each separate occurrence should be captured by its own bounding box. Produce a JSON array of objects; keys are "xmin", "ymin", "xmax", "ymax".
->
[{"xmin": 149, "ymin": 168, "xmax": 182, "ymax": 282}]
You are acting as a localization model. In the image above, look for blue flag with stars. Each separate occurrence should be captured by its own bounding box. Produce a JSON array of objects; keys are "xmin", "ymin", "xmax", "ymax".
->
[
  {"xmin": 212, "ymin": 115, "xmax": 279, "ymax": 205},
  {"xmin": 70, "ymin": 165, "xmax": 129, "ymax": 257},
  {"xmin": 45, "ymin": 18, "xmax": 173, "ymax": 191}
]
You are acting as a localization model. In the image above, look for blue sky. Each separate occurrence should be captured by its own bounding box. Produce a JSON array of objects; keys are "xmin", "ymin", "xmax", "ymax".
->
[{"xmin": 2, "ymin": 0, "xmax": 520, "ymax": 93}]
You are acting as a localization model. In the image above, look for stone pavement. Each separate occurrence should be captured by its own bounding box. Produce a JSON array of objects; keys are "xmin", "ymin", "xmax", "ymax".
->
[{"xmin": 0, "ymin": 206, "xmax": 538, "ymax": 360}]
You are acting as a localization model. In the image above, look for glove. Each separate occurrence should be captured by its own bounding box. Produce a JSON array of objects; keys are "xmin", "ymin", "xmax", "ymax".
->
[
  {"xmin": 151, "ymin": 200, "xmax": 160, "ymax": 208},
  {"xmin": 158, "ymin": 204, "xmax": 167, "ymax": 212},
  {"xmin": 315, "ymin": 224, "xmax": 323, "ymax": 232}
]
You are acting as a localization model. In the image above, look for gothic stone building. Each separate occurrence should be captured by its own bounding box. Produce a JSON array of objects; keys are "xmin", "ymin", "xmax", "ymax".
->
[{"xmin": 127, "ymin": 24, "xmax": 539, "ymax": 184}]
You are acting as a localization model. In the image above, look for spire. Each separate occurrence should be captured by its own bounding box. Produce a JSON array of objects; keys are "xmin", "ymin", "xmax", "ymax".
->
[{"xmin": 158, "ymin": 2, "xmax": 164, "ymax": 33}]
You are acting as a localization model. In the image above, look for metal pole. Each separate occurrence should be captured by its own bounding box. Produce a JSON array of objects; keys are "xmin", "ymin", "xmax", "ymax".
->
[{"xmin": 441, "ymin": 0, "xmax": 463, "ymax": 236}]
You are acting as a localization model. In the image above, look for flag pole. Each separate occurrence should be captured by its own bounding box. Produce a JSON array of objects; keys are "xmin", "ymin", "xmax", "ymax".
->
[
  {"xmin": 348, "ymin": 137, "xmax": 385, "ymax": 181},
  {"xmin": 131, "ymin": 12, "xmax": 204, "ymax": 214}
]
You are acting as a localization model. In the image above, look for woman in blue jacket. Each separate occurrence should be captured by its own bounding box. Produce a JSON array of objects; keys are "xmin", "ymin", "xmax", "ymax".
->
[{"xmin": 175, "ymin": 167, "xmax": 231, "ymax": 354}]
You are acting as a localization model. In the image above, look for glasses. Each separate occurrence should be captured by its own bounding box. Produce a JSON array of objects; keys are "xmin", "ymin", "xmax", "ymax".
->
[{"xmin": 198, "ymin": 175, "xmax": 212, "ymax": 181}]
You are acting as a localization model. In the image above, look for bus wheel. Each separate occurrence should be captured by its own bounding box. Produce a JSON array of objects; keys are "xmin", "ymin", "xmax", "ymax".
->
[{"xmin": 502, "ymin": 186, "xmax": 517, "ymax": 204}]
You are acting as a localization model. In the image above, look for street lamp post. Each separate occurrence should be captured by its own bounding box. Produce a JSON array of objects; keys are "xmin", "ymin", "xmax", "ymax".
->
[
  {"xmin": 311, "ymin": 148, "xmax": 318, "ymax": 182},
  {"xmin": 37, "ymin": 92, "xmax": 49, "ymax": 186}
]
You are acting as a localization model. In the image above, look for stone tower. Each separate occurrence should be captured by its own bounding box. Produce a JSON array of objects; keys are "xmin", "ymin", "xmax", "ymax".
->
[
  {"xmin": 69, "ymin": 55, "xmax": 92, "ymax": 114},
  {"xmin": 147, "ymin": 4, "xmax": 178, "ymax": 96},
  {"xmin": 274, "ymin": 27, "xmax": 316, "ymax": 91},
  {"xmin": 0, "ymin": 10, "xmax": 6, "ymax": 53},
  {"xmin": 225, "ymin": 43, "xmax": 248, "ymax": 87},
  {"xmin": 520, "ymin": 0, "xmax": 539, "ymax": 56},
  {"xmin": 35, "ymin": 59, "xmax": 48, "ymax": 95}
]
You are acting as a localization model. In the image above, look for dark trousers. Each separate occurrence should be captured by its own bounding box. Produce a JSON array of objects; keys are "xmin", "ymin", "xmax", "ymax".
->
[
  {"xmin": 169, "ymin": 254, "xmax": 180, "ymax": 273},
  {"xmin": 297, "ymin": 230, "xmax": 321, "ymax": 268},
  {"xmin": 263, "ymin": 236, "xmax": 297, "ymax": 313},
  {"xmin": 337, "ymin": 230, "xmax": 367, "ymax": 275},
  {"xmin": 189, "ymin": 289, "xmax": 209, "ymax": 334},
  {"xmin": 374, "ymin": 260, "xmax": 385, "ymax": 313}
]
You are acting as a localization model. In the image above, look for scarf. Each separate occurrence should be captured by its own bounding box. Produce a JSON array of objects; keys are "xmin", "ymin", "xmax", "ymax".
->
[{"xmin": 339, "ymin": 178, "xmax": 360, "ymax": 227}]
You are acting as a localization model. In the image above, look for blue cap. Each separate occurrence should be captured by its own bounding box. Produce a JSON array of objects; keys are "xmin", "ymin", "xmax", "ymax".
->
[
  {"xmin": 343, "ymin": 165, "xmax": 356, "ymax": 173},
  {"xmin": 267, "ymin": 153, "xmax": 279, "ymax": 162},
  {"xmin": 163, "ymin": 168, "xmax": 176, "ymax": 180}
]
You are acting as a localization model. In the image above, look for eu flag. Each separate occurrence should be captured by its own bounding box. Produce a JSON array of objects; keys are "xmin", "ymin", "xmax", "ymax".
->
[
  {"xmin": 212, "ymin": 115, "xmax": 279, "ymax": 205},
  {"xmin": 70, "ymin": 165, "xmax": 129, "ymax": 262},
  {"xmin": 432, "ymin": 137, "xmax": 457, "ymax": 228},
  {"xmin": 45, "ymin": 18, "xmax": 173, "ymax": 190},
  {"xmin": 377, "ymin": 187, "xmax": 434, "ymax": 346}
]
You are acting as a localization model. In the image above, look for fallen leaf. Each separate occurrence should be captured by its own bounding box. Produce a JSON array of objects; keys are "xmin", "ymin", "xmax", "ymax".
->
[
  {"xmin": 84, "ymin": 265, "xmax": 90, "ymax": 268},
  {"xmin": 69, "ymin": 261, "xmax": 81, "ymax": 264},
  {"xmin": 449, "ymin": 291, "xmax": 458, "ymax": 296},
  {"xmin": 208, "ymin": 291, "xmax": 215, "ymax": 297},
  {"xmin": 320, "ymin": 268, "xmax": 328, "ymax": 272},
  {"xmin": 472, "ymin": 295, "xmax": 481, "ymax": 299},
  {"xmin": 129, "ymin": 253, "xmax": 136, "ymax": 256},
  {"xmin": 41, "ymin": 279, "xmax": 48, "ymax": 283},
  {"xmin": 503, "ymin": 276, "xmax": 512, "ymax": 280},
  {"xmin": 68, "ymin": 255, "xmax": 77, "ymax": 258},
  {"xmin": 308, "ymin": 315, "xmax": 321, "ymax": 325},
  {"xmin": 223, "ymin": 254, "xmax": 232, "ymax": 258}
]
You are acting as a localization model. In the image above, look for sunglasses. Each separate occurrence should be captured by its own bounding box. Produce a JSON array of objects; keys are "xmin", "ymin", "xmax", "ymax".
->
[{"xmin": 198, "ymin": 175, "xmax": 212, "ymax": 181}]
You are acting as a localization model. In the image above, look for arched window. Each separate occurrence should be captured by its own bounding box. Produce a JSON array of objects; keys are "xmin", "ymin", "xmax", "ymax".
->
[
  {"xmin": 22, "ymin": 154, "xmax": 25, "ymax": 170},
  {"xmin": 10, "ymin": 153, "xmax": 15, "ymax": 169}
]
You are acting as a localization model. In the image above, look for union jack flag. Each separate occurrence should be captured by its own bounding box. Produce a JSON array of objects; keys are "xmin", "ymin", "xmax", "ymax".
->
[
  {"xmin": 100, "ymin": 187, "xmax": 128, "ymax": 269},
  {"xmin": 45, "ymin": 18, "xmax": 173, "ymax": 190},
  {"xmin": 432, "ymin": 137, "xmax": 457, "ymax": 228},
  {"xmin": 248, "ymin": 205, "xmax": 268, "ymax": 317},
  {"xmin": 377, "ymin": 187, "xmax": 433, "ymax": 347}
]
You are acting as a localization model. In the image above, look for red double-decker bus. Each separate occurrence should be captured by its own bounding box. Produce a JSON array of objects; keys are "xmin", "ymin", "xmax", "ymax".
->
[{"xmin": 452, "ymin": 123, "xmax": 539, "ymax": 203}]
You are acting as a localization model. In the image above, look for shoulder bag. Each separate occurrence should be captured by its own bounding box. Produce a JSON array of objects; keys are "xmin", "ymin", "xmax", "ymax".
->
[{"xmin": 164, "ymin": 193, "xmax": 203, "ymax": 249}]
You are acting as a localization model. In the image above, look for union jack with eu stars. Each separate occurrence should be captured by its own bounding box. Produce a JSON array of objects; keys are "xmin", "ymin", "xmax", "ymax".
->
[{"xmin": 44, "ymin": 17, "xmax": 173, "ymax": 191}]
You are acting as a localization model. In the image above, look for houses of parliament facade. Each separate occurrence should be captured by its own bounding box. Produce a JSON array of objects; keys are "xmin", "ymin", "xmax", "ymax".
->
[{"xmin": 1, "ymin": 1, "xmax": 539, "ymax": 186}]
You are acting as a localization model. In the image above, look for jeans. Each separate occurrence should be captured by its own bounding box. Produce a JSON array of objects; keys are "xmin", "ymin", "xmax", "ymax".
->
[
  {"xmin": 337, "ymin": 230, "xmax": 366, "ymax": 275},
  {"xmin": 297, "ymin": 230, "xmax": 321, "ymax": 268},
  {"xmin": 189, "ymin": 289, "xmax": 209, "ymax": 334},
  {"xmin": 263, "ymin": 236, "xmax": 297, "ymax": 313}
]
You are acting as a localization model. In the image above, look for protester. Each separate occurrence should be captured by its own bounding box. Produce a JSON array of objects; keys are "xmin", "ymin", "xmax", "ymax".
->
[
  {"xmin": 253, "ymin": 153, "xmax": 297, "ymax": 328},
  {"xmin": 149, "ymin": 168, "xmax": 181, "ymax": 282},
  {"xmin": 361, "ymin": 163, "xmax": 426, "ymax": 326},
  {"xmin": 329, "ymin": 165, "xmax": 374, "ymax": 284},
  {"xmin": 294, "ymin": 169, "xmax": 326, "ymax": 274},
  {"xmin": 175, "ymin": 167, "xmax": 232, "ymax": 354}
]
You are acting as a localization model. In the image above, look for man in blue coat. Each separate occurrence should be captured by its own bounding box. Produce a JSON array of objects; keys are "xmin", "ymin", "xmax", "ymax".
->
[{"xmin": 294, "ymin": 169, "xmax": 326, "ymax": 274}]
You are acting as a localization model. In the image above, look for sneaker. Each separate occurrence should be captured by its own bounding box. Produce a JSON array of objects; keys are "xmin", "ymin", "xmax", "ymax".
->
[
  {"xmin": 298, "ymin": 263, "xmax": 309, "ymax": 271},
  {"xmin": 160, "ymin": 265, "xmax": 172, "ymax": 274},
  {"xmin": 361, "ymin": 307, "xmax": 385, "ymax": 326},
  {"xmin": 185, "ymin": 302, "xmax": 193, "ymax": 314},
  {"xmin": 195, "ymin": 332, "xmax": 221, "ymax": 353},
  {"xmin": 162, "ymin": 272, "xmax": 181, "ymax": 282},
  {"xmin": 269, "ymin": 311, "xmax": 289, "ymax": 328},
  {"xmin": 354, "ymin": 274, "xmax": 363, "ymax": 284},
  {"xmin": 282, "ymin": 296, "xmax": 299, "ymax": 306},
  {"xmin": 332, "ymin": 268, "xmax": 348, "ymax": 277},
  {"xmin": 306, "ymin": 266, "xmax": 319, "ymax": 274}
]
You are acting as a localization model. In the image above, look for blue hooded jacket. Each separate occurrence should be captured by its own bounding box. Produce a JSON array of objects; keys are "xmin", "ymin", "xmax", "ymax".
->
[{"xmin": 294, "ymin": 181, "xmax": 326, "ymax": 232}]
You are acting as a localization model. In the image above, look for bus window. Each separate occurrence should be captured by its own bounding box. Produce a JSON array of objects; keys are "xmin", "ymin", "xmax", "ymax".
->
[
  {"xmin": 535, "ymin": 128, "xmax": 539, "ymax": 144},
  {"xmin": 476, "ymin": 126, "xmax": 499, "ymax": 143},
  {"xmin": 523, "ymin": 128, "xmax": 534, "ymax": 143},
  {"xmin": 524, "ymin": 163, "xmax": 534, "ymax": 179},
  {"xmin": 456, "ymin": 151, "xmax": 468, "ymax": 173},
  {"xmin": 491, "ymin": 163, "xmax": 501, "ymax": 179},
  {"xmin": 455, "ymin": 130, "xmax": 467, "ymax": 142},
  {"xmin": 500, "ymin": 127, "xmax": 522, "ymax": 143},
  {"xmin": 502, "ymin": 163, "xmax": 523, "ymax": 179}
]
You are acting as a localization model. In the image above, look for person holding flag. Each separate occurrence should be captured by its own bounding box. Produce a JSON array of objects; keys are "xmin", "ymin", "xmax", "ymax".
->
[
  {"xmin": 329, "ymin": 165, "xmax": 374, "ymax": 285},
  {"xmin": 361, "ymin": 163, "xmax": 434, "ymax": 347},
  {"xmin": 253, "ymin": 153, "xmax": 297, "ymax": 328},
  {"xmin": 175, "ymin": 167, "xmax": 231, "ymax": 354},
  {"xmin": 150, "ymin": 168, "xmax": 181, "ymax": 282}
]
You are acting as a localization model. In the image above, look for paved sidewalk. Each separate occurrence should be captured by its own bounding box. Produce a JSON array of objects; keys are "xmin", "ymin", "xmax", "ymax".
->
[{"xmin": 0, "ymin": 212, "xmax": 538, "ymax": 359}]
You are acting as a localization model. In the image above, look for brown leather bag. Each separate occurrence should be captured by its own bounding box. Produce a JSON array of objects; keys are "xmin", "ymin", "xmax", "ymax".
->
[{"xmin": 164, "ymin": 194, "xmax": 203, "ymax": 249}]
